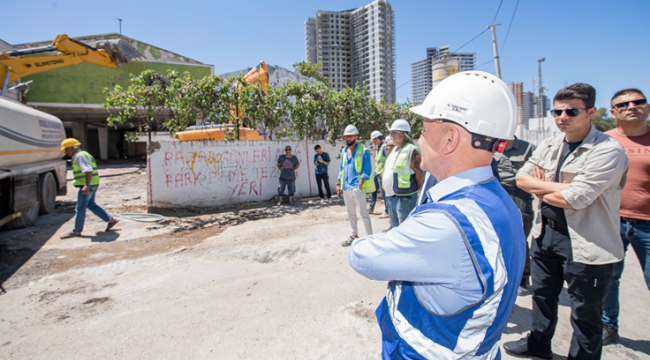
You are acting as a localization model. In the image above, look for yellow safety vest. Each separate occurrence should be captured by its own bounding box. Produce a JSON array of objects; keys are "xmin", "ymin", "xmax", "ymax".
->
[
  {"xmin": 392, "ymin": 143, "xmax": 419, "ymax": 196},
  {"xmin": 375, "ymin": 143, "xmax": 387, "ymax": 175},
  {"xmin": 72, "ymin": 150, "xmax": 100, "ymax": 187},
  {"xmin": 340, "ymin": 144, "xmax": 376, "ymax": 193}
]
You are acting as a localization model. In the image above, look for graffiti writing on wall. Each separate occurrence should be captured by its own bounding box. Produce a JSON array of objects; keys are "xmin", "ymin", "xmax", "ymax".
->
[{"xmin": 160, "ymin": 146, "xmax": 304, "ymax": 198}]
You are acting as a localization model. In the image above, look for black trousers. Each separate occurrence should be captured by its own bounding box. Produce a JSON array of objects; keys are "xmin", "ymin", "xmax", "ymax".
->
[
  {"xmin": 528, "ymin": 222, "xmax": 613, "ymax": 360},
  {"xmin": 315, "ymin": 173, "xmax": 332, "ymax": 199}
]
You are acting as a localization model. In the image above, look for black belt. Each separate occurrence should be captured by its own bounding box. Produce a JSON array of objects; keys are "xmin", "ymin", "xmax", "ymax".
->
[
  {"xmin": 543, "ymin": 217, "xmax": 568, "ymax": 231},
  {"xmin": 621, "ymin": 217, "xmax": 650, "ymax": 224}
]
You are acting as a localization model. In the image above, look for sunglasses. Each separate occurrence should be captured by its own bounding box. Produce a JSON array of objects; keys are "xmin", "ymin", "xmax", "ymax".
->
[
  {"xmin": 550, "ymin": 108, "xmax": 587, "ymax": 117},
  {"xmin": 285, "ymin": 149, "xmax": 292, "ymax": 151},
  {"xmin": 613, "ymin": 99, "xmax": 647, "ymax": 111}
]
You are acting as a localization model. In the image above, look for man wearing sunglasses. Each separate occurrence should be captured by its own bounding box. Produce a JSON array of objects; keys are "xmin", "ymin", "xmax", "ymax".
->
[
  {"xmin": 349, "ymin": 71, "xmax": 526, "ymax": 359},
  {"xmin": 276, "ymin": 146, "xmax": 300, "ymax": 206},
  {"xmin": 601, "ymin": 88, "xmax": 650, "ymax": 346},
  {"xmin": 505, "ymin": 84, "xmax": 628, "ymax": 360}
]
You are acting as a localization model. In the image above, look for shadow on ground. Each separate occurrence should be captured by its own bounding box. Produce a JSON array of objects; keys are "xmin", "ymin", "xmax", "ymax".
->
[{"xmin": 0, "ymin": 211, "xmax": 72, "ymax": 292}]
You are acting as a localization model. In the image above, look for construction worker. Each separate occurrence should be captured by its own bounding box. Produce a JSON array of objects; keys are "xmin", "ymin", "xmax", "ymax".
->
[
  {"xmin": 369, "ymin": 130, "xmax": 388, "ymax": 217},
  {"xmin": 348, "ymin": 71, "xmax": 525, "ymax": 359},
  {"xmin": 382, "ymin": 119, "xmax": 423, "ymax": 227},
  {"xmin": 60, "ymin": 138, "xmax": 118, "ymax": 239},
  {"xmin": 338, "ymin": 124, "xmax": 376, "ymax": 247}
]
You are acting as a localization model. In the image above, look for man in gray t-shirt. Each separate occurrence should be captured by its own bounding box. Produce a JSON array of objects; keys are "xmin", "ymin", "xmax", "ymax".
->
[{"xmin": 276, "ymin": 145, "xmax": 300, "ymax": 205}]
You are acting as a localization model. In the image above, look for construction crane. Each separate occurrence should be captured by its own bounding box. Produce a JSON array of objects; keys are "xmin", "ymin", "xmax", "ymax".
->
[{"xmin": 0, "ymin": 34, "xmax": 142, "ymax": 96}]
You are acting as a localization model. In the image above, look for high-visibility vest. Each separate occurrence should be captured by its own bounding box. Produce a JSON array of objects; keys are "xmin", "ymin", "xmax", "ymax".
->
[
  {"xmin": 72, "ymin": 151, "xmax": 100, "ymax": 187},
  {"xmin": 340, "ymin": 144, "xmax": 376, "ymax": 193},
  {"xmin": 375, "ymin": 143, "xmax": 387, "ymax": 175},
  {"xmin": 392, "ymin": 143, "xmax": 419, "ymax": 196},
  {"xmin": 376, "ymin": 179, "xmax": 526, "ymax": 359}
]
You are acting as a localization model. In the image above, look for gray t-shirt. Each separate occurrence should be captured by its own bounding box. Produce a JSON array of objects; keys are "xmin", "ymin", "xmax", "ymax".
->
[{"xmin": 277, "ymin": 155, "xmax": 299, "ymax": 180}]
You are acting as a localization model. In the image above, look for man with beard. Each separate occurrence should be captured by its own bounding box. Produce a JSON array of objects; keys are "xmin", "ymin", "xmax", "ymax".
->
[{"xmin": 338, "ymin": 124, "xmax": 375, "ymax": 246}]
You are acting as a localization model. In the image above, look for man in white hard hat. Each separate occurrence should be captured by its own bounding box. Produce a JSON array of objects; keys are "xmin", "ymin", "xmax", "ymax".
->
[
  {"xmin": 382, "ymin": 119, "xmax": 423, "ymax": 227},
  {"xmin": 369, "ymin": 130, "xmax": 388, "ymax": 217},
  {"xmin": 348, "ymin": 71, "xmax": 526, "ymax": 359},
  {"xmin": 338, "ymin": 124, "xmax": 375, "ymax": 247}
]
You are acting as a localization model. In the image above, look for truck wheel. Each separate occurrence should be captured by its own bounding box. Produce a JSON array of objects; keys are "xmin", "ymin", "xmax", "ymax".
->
[
  {"xmin": 5, "ymin": 204, "xmax": 40, "ymax": 229},
  {"xmin": 39, "ymin": 172, "xmax": 57, "ymax": 214}
]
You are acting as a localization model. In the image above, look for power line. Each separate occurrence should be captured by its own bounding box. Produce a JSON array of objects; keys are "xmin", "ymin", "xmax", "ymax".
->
[
  {"xmin": 477, "ymin": 59, "xmax": 494, "ymax": 69},
  {"xmin": 400, "ymin": 0, "xmax": 504, "ymax": 98},
  {"xmin": 453, "ymin": 0, "xmax": 504, "ymax": 53},
  {"xmin": 491, "ymin": 0, "xmax": 504, "ymax": 25},
  {"xmin": 500, "ymin": 0, "xmax": 521, "ymax": 52}
]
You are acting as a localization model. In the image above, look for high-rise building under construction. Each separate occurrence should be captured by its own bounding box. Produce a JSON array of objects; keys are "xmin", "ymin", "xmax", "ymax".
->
[
  {"xmin": 411, "ymin": 46, "xmax": 475, "ymax": 105},
  {"xmin": 304, "ymin": 0, "xmax": 395, "ymax": 103}
]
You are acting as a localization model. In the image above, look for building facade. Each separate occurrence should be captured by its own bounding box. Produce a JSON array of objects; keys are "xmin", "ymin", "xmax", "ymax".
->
[
  {"xmin": 7, "ymin": 33, "xmax": 213, "ymax": 160},
  {"xmin": 410, "ymin": 45, "xmax": 475, "ymax": 104},
  {"xmin": 304, "ymin": 0, "xmax": 395, "ymax": 103}
]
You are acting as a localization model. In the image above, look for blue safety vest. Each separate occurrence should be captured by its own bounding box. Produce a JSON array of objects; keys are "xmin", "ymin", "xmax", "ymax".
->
[{"xmin": 376, "ymin": 179, "xmax": 525, "ymax": 359}]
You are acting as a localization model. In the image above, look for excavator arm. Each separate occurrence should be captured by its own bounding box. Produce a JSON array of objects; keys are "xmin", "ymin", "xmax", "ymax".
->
[{"xmin": 0, "ymin": 34, "xmax": 142, "ymax": 95}]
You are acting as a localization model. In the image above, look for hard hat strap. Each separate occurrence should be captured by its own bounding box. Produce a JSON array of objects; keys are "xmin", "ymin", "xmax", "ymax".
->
[{"xmin": 470, "ymin": 134, "xmax": 501, "ymax": 153}]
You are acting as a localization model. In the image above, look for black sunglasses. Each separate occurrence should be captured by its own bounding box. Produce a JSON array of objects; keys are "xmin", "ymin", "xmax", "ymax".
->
[
  {"xmin": 613, "ymin": 99, "xmax": 647, "ymax": 111},
  {"xmin": 550, "ymin": 108, "xmax": 586, "ymax": 117},
  {"xmin": 285, "ymin": 148, "xmax": 292, "ymax": 151}
]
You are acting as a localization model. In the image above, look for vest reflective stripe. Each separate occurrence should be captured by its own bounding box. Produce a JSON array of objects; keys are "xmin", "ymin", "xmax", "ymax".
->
[
  {"xmin": 340, "ymin": 144, "xmax": 376, "ymax": 193},
  {"xmin": 377, "ymin": 180, "xmax": 525, "ymax": 359},
  {"xmin": 72, "ymin": 151, "xmax": 100, "ymax": 187},
  {"xmin": 375, "ymin": 143, "xmax": 387, "ymax": 175},
  {"xmin": 392, "ymin": 143, "xmax": 419, "ymax": 196}
]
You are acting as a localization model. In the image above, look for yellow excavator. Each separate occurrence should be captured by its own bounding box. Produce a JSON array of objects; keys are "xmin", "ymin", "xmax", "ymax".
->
[
  {"xmin": 176, "ymin": 61, "xmax": 269, "ymax": 141},
  {"xmin": 0, "ymin": 34, "xmax": 142, "ymax": 96}
]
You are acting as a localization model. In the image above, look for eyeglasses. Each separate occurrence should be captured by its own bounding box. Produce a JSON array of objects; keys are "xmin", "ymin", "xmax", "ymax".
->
[
  {"xmin": 285, "ymin": 148, "xmax": 292, "ymax": 151},
  {"xmin": 550, "ymin": 108, "xmax": 587, "ymax": 117},
  {"xmin": 613, "ymin": 99, "xmax": 647, "ymax": 111}
]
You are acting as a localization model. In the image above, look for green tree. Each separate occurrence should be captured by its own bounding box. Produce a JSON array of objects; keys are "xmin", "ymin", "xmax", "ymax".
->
[
  {"xmin": 591, "ymin": 107, "xmax": 616, "ymax": 132},
  {"xmin": 292, "ymin": 61, "xmax": 330, "ymax": 86}
]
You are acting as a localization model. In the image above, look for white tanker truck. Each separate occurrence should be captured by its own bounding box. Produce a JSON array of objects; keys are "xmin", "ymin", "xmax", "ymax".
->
[{"xmin": 0, "ymin": 96, "xmax": 67, "ymax": 229}]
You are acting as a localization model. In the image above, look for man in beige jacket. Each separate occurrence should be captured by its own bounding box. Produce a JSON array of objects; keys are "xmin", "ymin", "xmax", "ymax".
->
[{"xmin": 504, "ymin": 83, "xmax": 628, "ymax": 360}]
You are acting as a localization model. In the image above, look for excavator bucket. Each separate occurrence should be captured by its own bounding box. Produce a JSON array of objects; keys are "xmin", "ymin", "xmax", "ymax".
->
[
  {"xmin": 95, "ymin": 39, "xmax": 143, "ymax": 66},
  {"xmin": 243, "ymin": 61, "xmax": 269, "ymax": 90}
]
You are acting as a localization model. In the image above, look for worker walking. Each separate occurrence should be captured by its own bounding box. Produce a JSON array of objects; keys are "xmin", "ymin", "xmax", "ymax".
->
[
  {"xmin": 368, "ymin": 130, "xmax": 388, "ymax": 217},
  {"xmin": 348, "ymin": 71, "xmax": 525, "ymax": 359},
  {"xmin": 60, "ymin": 138, "xmax": 118, "ymax": 239},
  {"xmin": 383, "ymin": 119, "xmax": 423, "ymax": 227},
  {"xmin": 338, "ymin": 125, "xmax": 375, "ymax": 247}
]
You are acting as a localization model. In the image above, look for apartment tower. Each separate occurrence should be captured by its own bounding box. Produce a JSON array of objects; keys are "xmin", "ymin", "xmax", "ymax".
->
[
  {"xmin": 411, "ymin": 46, "xmax": 475, "ymax": 105},
  {"xmin": 304, "ymin": 0, "xmax": 395, "ymax": 103}
]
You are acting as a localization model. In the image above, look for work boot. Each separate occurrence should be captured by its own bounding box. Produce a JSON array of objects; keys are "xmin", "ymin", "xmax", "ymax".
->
[
  {"xmin": 602, "ymin": 324, "xmax": 619, "ymax": 346},
  {"xmin": 503, "ymin": 334, "xmax": 553, "ymax": 359}
]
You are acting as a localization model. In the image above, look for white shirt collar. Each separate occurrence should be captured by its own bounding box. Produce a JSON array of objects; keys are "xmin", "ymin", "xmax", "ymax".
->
[{"xmin": 427, "ymin": 165, "xmax": 494, "ymax": 202}]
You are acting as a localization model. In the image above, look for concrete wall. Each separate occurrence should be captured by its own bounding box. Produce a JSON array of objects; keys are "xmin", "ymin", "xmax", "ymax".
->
[{"xmin": 147, "ymin": 140, "xmax": 358, "ymax": 210}]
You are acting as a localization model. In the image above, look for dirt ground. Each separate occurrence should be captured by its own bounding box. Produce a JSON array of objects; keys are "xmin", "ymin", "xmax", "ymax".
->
[{"xmin": 0, "ymin": 160, "xmax": 648, "ymax": 359}]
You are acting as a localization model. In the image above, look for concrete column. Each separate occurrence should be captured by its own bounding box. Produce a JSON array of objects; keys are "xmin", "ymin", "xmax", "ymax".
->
[
  {"xmin": 72, "ymin": 121, "xmax": 87, "ymax": 148},
  {"xmin": 97, "ymin": 126, "xmax": 109, "ymax": 160}
]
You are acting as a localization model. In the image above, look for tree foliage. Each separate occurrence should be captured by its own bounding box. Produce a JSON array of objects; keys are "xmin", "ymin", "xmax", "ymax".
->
[
  {"xmin": 104, "ymin": 68, "xmax": 421, "ymax": 144},
  {"xmin": 591, "ymin": 107, "xmax": 617, "ymax": 132}
]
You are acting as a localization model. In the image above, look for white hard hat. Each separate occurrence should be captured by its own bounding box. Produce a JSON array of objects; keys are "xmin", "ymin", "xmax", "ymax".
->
[
  {"xmin": 343, "ymin": 124, "xmax": 359, "ymax": 136},
  {"xmin": 409, "ymin": 71, "xmax": 518, "ymax": 140},
  {"xmin": 370, "ymin": 130, "xmax": 383, "ymax": 140},
  {"xmin": 389, "ymin": 119, "xmax": 411, "ymax": 132}
]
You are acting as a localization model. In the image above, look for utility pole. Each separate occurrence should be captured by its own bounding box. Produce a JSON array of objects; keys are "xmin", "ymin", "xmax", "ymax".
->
[
  {"xmin": 487, "ymin": 24, "xmax": 502, "ymax": 78},
  {"xmin": 538, "ymin": 58, "xmax": 545, "ymax": 144},
  {"xmin": 117, "ymin": 18, "xmax": 123, "ymax": 38}
]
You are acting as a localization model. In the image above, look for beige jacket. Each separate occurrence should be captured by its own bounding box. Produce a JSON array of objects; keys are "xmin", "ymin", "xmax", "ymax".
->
[{"xmin": 516, "ymin": 126, "xmax": 628, "ymax": 264}]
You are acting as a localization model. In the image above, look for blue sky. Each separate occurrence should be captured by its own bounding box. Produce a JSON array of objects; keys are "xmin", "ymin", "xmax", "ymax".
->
[{"xmin": 2, "ymin": 0, "xmax": 649, "ymax": 109}]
